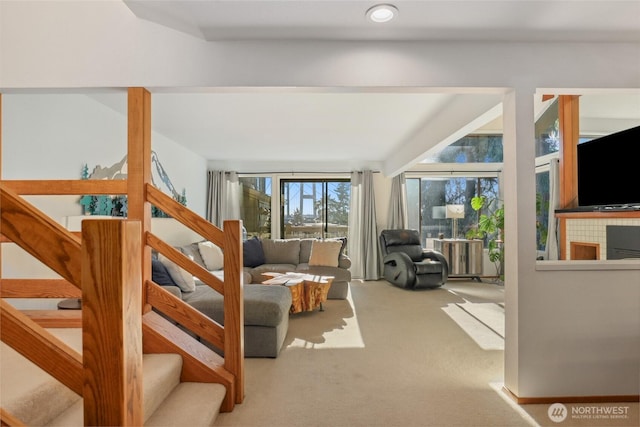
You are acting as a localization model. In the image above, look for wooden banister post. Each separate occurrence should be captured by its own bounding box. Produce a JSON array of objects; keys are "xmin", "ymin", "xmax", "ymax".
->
[
  {"xmin": 127, "ymin": 87, "xmax": 152, "ymax": 313},
  {"xmin": 222, "ymin": 219, "xmax": 244, "ymax": 404},
  {"xmin": 559, "ymin": 94, "xmax": 580, "ymax": 209},
  {"xmin": 82, "ymin": 219, "xmax": 143, "ymax": 426}
]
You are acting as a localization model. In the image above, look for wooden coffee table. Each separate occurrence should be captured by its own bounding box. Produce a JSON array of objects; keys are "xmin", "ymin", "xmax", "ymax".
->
[{"xmin": 261, "ymin": 273, "xmax": 334, "ymax": 314}]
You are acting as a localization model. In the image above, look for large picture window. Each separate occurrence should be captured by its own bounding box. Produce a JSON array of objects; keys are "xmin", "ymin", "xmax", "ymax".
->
[
  {"xmin": 406, "ymin": 176, "xmax": 499, "ymax": 246},
  {"xmin": 281, "ymin": 179, "xmax": 350, "ymax": 240},
  {"xmin": 239, "ymin": 177, "xmax": 272, "ymax": 239}
]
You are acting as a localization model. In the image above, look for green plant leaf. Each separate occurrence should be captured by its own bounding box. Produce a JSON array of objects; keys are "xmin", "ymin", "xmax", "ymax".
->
[{"xmin": 470, "ymin": 196, "xmax": 486, "ymax": 211}]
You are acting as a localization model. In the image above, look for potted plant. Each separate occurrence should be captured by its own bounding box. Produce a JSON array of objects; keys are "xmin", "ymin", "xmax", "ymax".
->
[{"xmin": 466, "ymin": 195, "xmax": 504, "ymax": 282}]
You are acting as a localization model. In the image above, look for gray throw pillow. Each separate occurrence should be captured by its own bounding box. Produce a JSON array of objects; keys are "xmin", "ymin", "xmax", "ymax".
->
[{"xmin": 262, "ymin": 238, "xmax": 300, "ymax": 265}]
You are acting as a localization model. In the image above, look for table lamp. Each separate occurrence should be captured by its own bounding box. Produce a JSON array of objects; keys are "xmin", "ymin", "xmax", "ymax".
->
[{"xmin": 445, "ymin": 204, "xmax": 465, "ymax": 239}]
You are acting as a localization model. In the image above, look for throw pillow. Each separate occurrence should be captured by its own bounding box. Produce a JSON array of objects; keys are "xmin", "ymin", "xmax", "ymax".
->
[
  {"xmin": 299, "ymin": 238, "xmax": 318, "ymax": 264},
  {"xmin": 326, "ymin": 237, "xmax": 347, "ymax": 258},
  {"xmin": 198, "ymin": 241, "xmax": 224, "ymax": 271},
  {"xmin": 243, "ymin": 236, "xmax": 266, "ymax": 267},
  {"xmin": 261, "ymin": 238, "xmax": 300, "ymax": 264},
  {"xmin": 158, "ymin": 253, "xmax": 196, "ymax": 293},
  {"xmin": 178, "ymin": 243, "xmax": 207, "ymax": 269},
  {"xmin": 151, "ymin": 259, "xmax": 177, "ymax": 287},
  {"xmin": 309, "ymin": 240, "xmax": 343, "ymax": 267}
]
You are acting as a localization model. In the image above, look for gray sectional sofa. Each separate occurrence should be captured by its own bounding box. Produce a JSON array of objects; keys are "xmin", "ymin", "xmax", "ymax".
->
[
  {"xmin": 242, "ymin": 237, "xmax": 351, "ymax": 300},
  {"xmin": 152, "ymin": 237, "xmax": 350, "ymax": 358}
]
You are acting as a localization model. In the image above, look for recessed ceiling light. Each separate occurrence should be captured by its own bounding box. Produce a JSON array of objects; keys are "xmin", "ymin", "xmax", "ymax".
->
[{"xmin": 366, "ymin": 4, "xmax": 398, "ymax": 23}]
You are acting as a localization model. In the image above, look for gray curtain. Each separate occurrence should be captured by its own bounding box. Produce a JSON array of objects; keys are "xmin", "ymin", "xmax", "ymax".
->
[
  {"xmin": 388, "ymin": 172, "xmax": 407, "ymax": 229},
  {"xmin": 348, "ymin": 170, "xmax": 380, "ymax": 280},
  {"xmin": 545, "ymin": 158, "xmax": 560, "ymax": 260},
  {"xmin": 206, "ymin": 170, "xmax": 241, "ymax": 227}
]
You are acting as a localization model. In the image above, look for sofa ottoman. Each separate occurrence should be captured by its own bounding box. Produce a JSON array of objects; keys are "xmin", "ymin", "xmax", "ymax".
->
[
  {"xmin": 153, "ymin": 256, "xmax": 292, "ymax": 358},
  {"xmin": 184, "ymin": 283, "xmax": 292, "ymax": 358}
]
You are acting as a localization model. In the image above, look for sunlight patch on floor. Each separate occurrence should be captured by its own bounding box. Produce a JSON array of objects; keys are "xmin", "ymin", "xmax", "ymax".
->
[
  {"xmin": 442, "ymin": 301, "xmax": 505, "ymax": 350},
  {"xmin": 489, "ymin": 382, "xmax": 541, "ymax": 427},
  {"xmin": 287, "ymin": 290, "xmax": 365, "ymax": 350}
]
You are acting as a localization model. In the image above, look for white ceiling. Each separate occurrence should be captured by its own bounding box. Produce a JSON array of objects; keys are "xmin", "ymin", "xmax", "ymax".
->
[
  {"xmin": 152, "ymin": 91, "xmax": 458, "ymax": 164},
  {"xmin": 116, "ymin": 1, "xmax": 640, "ymax": 171},
  {"xmin": 124, "ymin": 0, "xmax": 640, "ymax": 42}
]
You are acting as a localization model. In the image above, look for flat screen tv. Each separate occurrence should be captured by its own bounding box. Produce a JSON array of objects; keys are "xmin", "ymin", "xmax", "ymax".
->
[{"xmin": 577, "ymin": 125, "xmax": 640, "ymax": 208}]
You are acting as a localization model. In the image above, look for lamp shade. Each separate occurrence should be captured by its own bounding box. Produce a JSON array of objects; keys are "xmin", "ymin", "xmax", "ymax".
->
[
  {"xmin": 445, "ymin": 204, "xmax": 465, "ymax": 219},
  {"xmin": 432, "ymin": 206, "xmax": 446, "ymax": 219}
]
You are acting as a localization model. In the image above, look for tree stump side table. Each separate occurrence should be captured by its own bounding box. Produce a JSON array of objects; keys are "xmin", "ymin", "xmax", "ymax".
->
[{"xmin": 261, "ymin": 273, "xmax": 333, "ymax": 314}]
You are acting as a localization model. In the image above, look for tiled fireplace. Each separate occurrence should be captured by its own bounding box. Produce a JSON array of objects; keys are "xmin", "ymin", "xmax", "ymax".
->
[{"xmin": 562, "ymin": 216, "xmax": 640, "ymax": 260}]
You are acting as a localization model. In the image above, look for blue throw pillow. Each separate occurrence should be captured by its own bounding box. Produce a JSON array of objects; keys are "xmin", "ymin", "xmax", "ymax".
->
[
  {"xmin": 243, "ymin": 236, "xmax": 266, "ymax": 268},
  {"xmin": 152, "ymin": 259, "xmax": 178, "ymax": 287}
]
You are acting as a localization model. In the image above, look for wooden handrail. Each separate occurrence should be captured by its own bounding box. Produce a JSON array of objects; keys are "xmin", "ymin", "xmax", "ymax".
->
[
  {"xmin": 146, "ymin": 280, "xmax": 225, "ymax": 350},
  {"xmin": 146, "ymin": 184, "xmax": 244, "ymax": 404},
  {"xmin": 147, "ymin": 184, "xmax": 224, "ymax": 246},
  {"xmin": 222, "ymin": 219, "xmax": 244, "ymax": 404},
  {"xmin": 0, "ymin": 186, "xmax": 81, "ymax": 287},
  {"xmin": 0, "ymin": 279, "xmax": 81, "ymax": 298},
  {"xmin": 1, "ymin": 88, "xmax": 244, "ymax": 421},
  {"xmin": 142, "ymin": 311, "xmax": 236, "ymax": 412},
  {"xmin": 146, "ymin": 232, "xmax": 224, "ymax": 295},
  {"xmin": 23, "ymin": 310, "xmax": 82, "ymax": 328},
  {"xmin": 1, "ymin": 179, "xmax": 127, "ymax": 195},
  {"xmin": 0, "ymin": 300, "xmax": 83, "ymax": 395},
  {"xmin": 1, "ymin": 408, "xmax": 27, "ymax": 427}
]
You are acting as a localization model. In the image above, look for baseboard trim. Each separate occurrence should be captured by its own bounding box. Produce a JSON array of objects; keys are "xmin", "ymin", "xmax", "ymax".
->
[{"xmin": 502, "ymin": 386, "xmax": 639, "ymax": 405}]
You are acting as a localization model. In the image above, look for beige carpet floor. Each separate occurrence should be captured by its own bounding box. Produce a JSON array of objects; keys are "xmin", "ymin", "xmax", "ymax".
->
[
  {"xmin": 216, "ymin": 279, "xmax": 532, "ymax": 427},
  {"xmin": 216, "ymin": 279, "xmax": 638, "ymax": 427}
]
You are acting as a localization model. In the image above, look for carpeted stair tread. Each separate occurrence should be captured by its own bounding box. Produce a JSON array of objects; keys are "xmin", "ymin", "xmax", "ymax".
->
[
  {"xmin": 0, "ymin": 329, "xmax": 82, "ymax": 426},
  {"xmin": 145, "ymin": 382, "xmax": 227, "ymax": 427},
  {"xmin": 48, "ymin": 353, "xmax": 183, "ymax": 426}
]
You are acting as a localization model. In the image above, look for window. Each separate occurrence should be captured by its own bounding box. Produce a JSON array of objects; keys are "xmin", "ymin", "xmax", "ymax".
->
[
  {"xmin": 281, "ymin": 179, "xmax": 350, "ymax": 239},
  {"xmin": 535, "ymin": 169, "xmax": 550, "ymax": 251},
  {"xmin": 421, "ymin": 135, "xmax": 503, "ymax": 164},
  {"xmin": 406, "ymin": 176, "xmax": 499, "ymax": 246},
  {"xmin": 411, "ymin": 133, "xmax": 502, "ymax": 247},
  {"xmin": 534, "ymin": 97, "xmax": 560, "ymax": 254},
  {"xmin": 535, "ymin": 98, "xmax": 560, "ymax": 157},
  {"xmin": 239, "ymin": 177, "xmax": 272, "ymax": 239}
]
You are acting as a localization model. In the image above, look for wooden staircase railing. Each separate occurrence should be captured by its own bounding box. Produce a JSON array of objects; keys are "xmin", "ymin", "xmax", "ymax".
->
[{"xmin": 0, "ymin": 88, "xmax": 244, "ymax": 424}]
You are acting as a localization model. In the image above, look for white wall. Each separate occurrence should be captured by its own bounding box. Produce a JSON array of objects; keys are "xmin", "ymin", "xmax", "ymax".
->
[
  {"xmin": 527, "ymin": 265, "xmax": 640, "ymax": 396},
  {"xmin": 1, "ymin": 93, "xmax": 208, "ymax": 279},
  {"xmin": 2, "ymin": 93, "xmax": 208, "ymax": 217},
  {"xmin": 1, "ymin": 0, "xmax": 639, "ymax": 400}
]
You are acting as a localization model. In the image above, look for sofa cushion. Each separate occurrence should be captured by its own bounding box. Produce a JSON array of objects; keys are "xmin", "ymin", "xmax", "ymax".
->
[
  {"xmin": 158, "ymin": 253, "xmax": 196, "ymax": 293},
  {"xmin": 243, "ymin": 236, "xmax": 266, "ymax": 267},
  {"xmin": 298, "ymin": 239, "xmax": 317, "ymax": 264},
  {"xmin": 309, "ymin": 240, "xmax": 342, "ymax": 267},
  {"xmin": 249, "ymin": 264, "xmax": 297, "ymax": 283},
  {"xmin": 328, "ymin": 236, "xmax": 347, "ymax": 256},
  {"xmin": 184, "ymin": 284, "xmax": 292, "ymax": 328},
  {"xmin": 198, "ymin": 241, "xmax": 224, "ymax": 270},
  {"xmin": 178, "ymin": 242, "xmax": 207, "ymax": 269},
  {"xmin": 151, "ymin": 259, "xmax": 177, "ymax": 287},
  {"xmin": 296, "ymin": 263, "xmax": 352, "ymax": 283},
  {"xmin": 262, "ymin": 239, "xmax": 300, "ymax": 265}
]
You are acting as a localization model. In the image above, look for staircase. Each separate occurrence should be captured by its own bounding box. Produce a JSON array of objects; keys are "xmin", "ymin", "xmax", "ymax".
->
[
  {"xmin": 1, "ymin": 328, "xmax": 226, "ymax": 426},
  {"xmin": 1, "ymin": 89, "xmax": 244, "ymax": 425}
]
